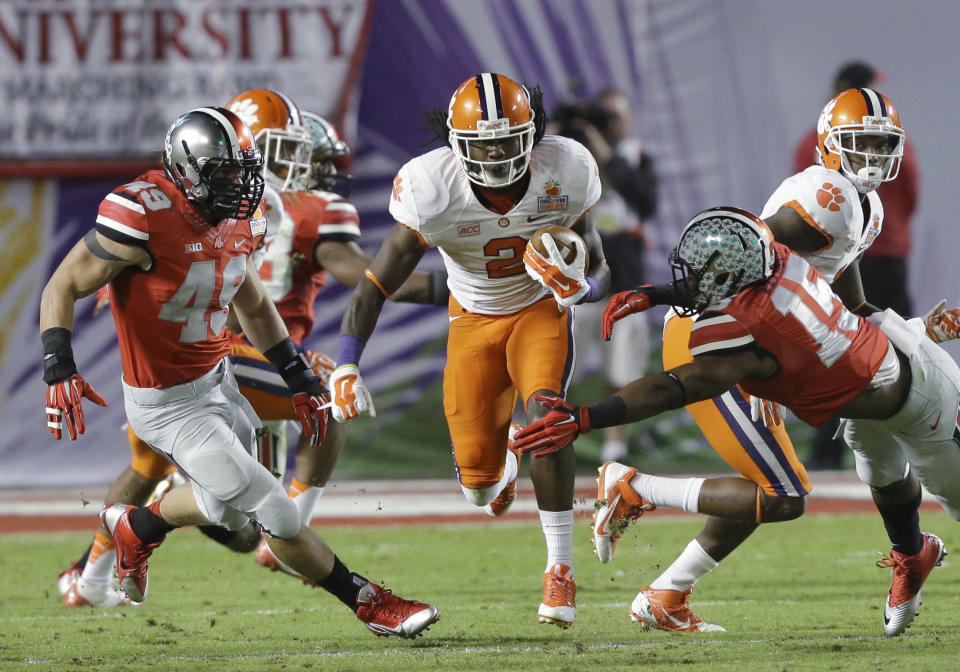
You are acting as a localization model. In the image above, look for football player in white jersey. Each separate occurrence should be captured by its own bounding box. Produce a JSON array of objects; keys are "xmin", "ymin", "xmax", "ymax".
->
[
  {"xmin": 596, "ymin": 88, "xmax": 960, "ymax": 635},
  {"xmin": 331, "ymin": 73, "xmax": 609, "ymax": 628}
]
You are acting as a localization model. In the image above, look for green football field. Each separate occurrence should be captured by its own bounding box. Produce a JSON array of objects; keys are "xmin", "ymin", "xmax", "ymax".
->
[{"xmin": 2, "ymin": 511, "xmax": 957, "ymax": 671}]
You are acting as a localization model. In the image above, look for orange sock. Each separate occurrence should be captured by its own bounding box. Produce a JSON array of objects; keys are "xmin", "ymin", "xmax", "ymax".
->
[{"xmin": 88, "ymin": 531, "xmax": 115, "ymax": 565}]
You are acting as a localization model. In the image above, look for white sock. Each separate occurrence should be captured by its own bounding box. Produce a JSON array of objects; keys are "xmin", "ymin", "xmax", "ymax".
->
[
  {"xmin": 80, "ymin": 547, "xmax": 116, "ymax": 587},
  {"xmin": 293, "ymin": 486, "xmax": 323, "ymax": 526},
  {"xmin": 649, "ymin": 539, "xmax": 719, "ymax": 591},
  {"xmin": 630, "ymin": 473, "xmax": 704, "ymax": 512},
  {"xmin": 539, "ymin": 509, "xmax": 574, "ymax": 575}
]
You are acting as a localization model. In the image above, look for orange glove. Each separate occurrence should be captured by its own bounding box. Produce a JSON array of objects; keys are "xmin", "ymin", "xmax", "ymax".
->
[
  {"xmin": 329, "ymin": 364, "xmax": 376, "ymax": 423},
  {"xmin": 923, "ymin": 299, "xmax": 960, "ymax": 343},
  {"xmin": 523, "ymin": 234, "xmax": 589, "ymax": 306},
  {"xmin": 45, "ymin": 374, "xmax": 108, "ymax": 440},
  {"xmin": 304, "ymin": 350, "xmax": 336, "ymax": 385}
]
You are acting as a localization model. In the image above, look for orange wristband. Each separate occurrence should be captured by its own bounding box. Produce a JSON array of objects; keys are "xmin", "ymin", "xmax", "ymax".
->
[{"xmin": 364, "ymin": 269, "xmax": 391, "ymax": 298}]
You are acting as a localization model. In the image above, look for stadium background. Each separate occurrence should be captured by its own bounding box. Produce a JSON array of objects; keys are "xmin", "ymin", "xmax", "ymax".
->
[{"xmin": 2, "ymin": 0, "xmax": 959, "ymax": 488}]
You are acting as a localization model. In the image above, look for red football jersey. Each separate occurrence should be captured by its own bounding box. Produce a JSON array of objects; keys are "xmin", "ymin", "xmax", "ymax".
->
[
  {"xmin": 257, "ymin": 190, "xmax": 360, "ymax": 344},
  {"xmin": 687, "ymin": 243, "xmax": 890, "ymax": 426},
  {"xmin": 95, "ymin": 170, "xmax": 268, "ymax": 388}
]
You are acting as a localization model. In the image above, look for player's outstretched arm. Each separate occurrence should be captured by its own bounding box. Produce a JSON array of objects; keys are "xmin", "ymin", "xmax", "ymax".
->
[
  {"xmin": 40, "ymin": 231, "xmax": 147, "ymax": 440},
  {"xmin": 514, "ymin": 350, "xmax": 775, "ymax": 457},
  {"xmin": 314, "ymin": 238, "xmax": 448, "ymax": 306}
]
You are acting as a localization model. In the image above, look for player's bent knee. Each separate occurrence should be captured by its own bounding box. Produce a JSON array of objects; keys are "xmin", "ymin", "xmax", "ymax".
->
[
  {"xmin": 461, "ymin": 484, "xmax": 497, "ymax": 507},
  {"xmin": 759, "ymin": 493, "xmax": 806, "ymax": 522},
  {"xmin": 254, "ymin": 493, "xmax": 301, "ymax": 539}
]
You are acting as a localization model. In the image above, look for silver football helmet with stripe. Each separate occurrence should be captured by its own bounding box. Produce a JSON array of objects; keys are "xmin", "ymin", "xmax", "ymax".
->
[
  {"xmin": 669, "ymin": 206, "xmax": 775, "ymax": 315},
  {"xmin": 162, "ymin": 107, "xmax": 265, "ymax": 223},
  {"xmin": 300, "ymin": 111, "xmax": 352, "ymax": 194}
]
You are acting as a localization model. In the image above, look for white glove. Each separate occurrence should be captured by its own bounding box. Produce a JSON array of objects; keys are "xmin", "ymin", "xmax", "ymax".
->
[
  {"xmin": 922, "ymin": 299, "xmax": 960, "ymax": 343},
  {"xmin": 522, "ymin": 234, "xmax": 589, "ymax": 307},
  {"xmin": 749, "ymin": 394, "xmax": 784, "ymax": 428},
  {"xmin": 329, "ymin": 364, "xmax": 376, "ymax": 423}
]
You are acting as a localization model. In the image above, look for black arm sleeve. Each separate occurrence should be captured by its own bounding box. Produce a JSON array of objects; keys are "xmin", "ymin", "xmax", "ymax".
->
[{"xmin": 601, "ymin": 153, "xmax": 658, "ymax": 219}]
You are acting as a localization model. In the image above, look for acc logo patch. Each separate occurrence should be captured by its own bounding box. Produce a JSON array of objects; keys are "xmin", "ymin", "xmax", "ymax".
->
[{"xmin": 457, "ymin": 223, "xmax": 481, "ymax": 237}]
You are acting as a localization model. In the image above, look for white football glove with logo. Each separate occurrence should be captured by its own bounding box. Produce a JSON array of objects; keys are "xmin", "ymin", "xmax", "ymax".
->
[
  {"xmin": 922, "ymin": 299, "xmax": 960, "ymax": 343},
  {"xmin": 329, "ymin": 364, "xmax": 376, "ymax": 423},
  {"xmin": 522, "ymin": 234, "xmax": 589, "ymax": 307}
]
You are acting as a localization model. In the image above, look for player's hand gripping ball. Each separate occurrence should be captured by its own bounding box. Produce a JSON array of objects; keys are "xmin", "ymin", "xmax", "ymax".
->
[{"xmin": 524, "ymin": 225, "xmax": 590, "ymax": 307}]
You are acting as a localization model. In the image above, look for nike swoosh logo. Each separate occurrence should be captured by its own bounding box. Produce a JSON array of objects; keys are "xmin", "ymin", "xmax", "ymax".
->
[
  {"xmin": 527, "ymin": 214, "xmax": 549, "ymax": 223},
  {"xmin": 930, "ymin": 411, "xmax": 942, "ymax": 431},
  {"xmin": 664, "ymin": 612, "xmax": 691, "ymax": 629},
  {"xmin": 599, "ymin": 493, "xmax": 621, "ymax": 533},
  {"xmin": 234, "ymin": 240, "xmax": 244, "ymax": 248}
]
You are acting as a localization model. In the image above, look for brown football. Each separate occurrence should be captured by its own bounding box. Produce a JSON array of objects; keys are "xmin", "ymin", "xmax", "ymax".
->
[{"xmin": 529, "ymin": 225, "xmax": 589, "ymax": 267}]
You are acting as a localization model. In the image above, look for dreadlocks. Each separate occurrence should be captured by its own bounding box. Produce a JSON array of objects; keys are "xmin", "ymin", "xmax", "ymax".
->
[{"xmin": 421, "ymin": 83, "xmax": 547, "ymax": 150}]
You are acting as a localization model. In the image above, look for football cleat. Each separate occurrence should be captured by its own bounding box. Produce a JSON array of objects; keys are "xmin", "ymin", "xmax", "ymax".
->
[
  {"xmin": 483, "ymin": 424, "xmax": 523, "ymax": 517},
  {"xmin": 99, "ymin": 503, "xmax": 164, "ymax": 603},
  {"xmin": 877, "ymin": 532, "xmax": 946, "ymax": 637},
  {"xmin": 538, "ymin": 562, "xmax": 576, "ymax": 628},
  {"xmin": 630, "ymin": 586, "xmax": 726, "ymax": 633},
  {"xmin": 254, "ymin": 538, "xmax": 317, "ymax": 586},
  {"xmin": 63, "ymin": 577, "xmax": 135, "ymax": 608},
  {"xmin": 57, "ymin": 566, "xmax": 81, "ymax": 597},
  {"xmin": 592, "ymin": 461, "xmax": 656, "ymax": 563},
  {"xmin": 355, "ymin": 582, "xmax": 440, "ymax": 638}
]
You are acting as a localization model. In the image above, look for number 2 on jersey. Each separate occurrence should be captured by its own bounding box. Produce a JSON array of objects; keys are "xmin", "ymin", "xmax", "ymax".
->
[
  {"xmin": 484, "ymin": 236, "xmax": 527, "ymax": 279},
  {"xmin": 158, "ymin": 255, "xmax": 247, "ymax": 343}
]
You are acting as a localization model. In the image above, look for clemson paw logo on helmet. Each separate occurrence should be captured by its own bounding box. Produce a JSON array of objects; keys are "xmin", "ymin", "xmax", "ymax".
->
[
  {"xmin": 816, "ymin": 183, "xmax": 845, "ymax": 212},
  {"xmin": 816, "ymin": 99, "xmax": 837, "ymax": 135},
  {"xmin": 228, "ymin": 98, "xmax": 260, "ymax": 127}
]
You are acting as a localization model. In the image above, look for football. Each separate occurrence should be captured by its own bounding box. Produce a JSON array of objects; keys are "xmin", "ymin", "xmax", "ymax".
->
[{"xmin": 529, "ymin": 225, "xmax": 589, "ymax": 267}]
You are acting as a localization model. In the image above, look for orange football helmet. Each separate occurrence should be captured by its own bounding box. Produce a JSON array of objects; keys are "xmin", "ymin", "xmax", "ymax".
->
[
  {"xmin": 447, "ymin": 73, "xmax": 535, "ymax": 187},
  {"xmin": 816, "ymin": 87, "xmax": 905, "ymax": 193},
  {"xmin": 226, "ymin": 89, "xmax": 311, "ymax": 192}
]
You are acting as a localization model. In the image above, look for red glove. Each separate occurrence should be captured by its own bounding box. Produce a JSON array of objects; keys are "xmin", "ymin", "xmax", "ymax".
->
[
  {"xmin": 292, "ymin": 388, "xmax": 329, "ymax": 448},
  {"xmin": 45, "ymin": 374, "xmax": 108, "ymax": 440},
  {"xmin": 602, "ymin": 286, "xmax": 654, "ymax": 341},
  {"xmin": 512, "ymin": 394, "xmax": 591, "ymax": 458}
]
